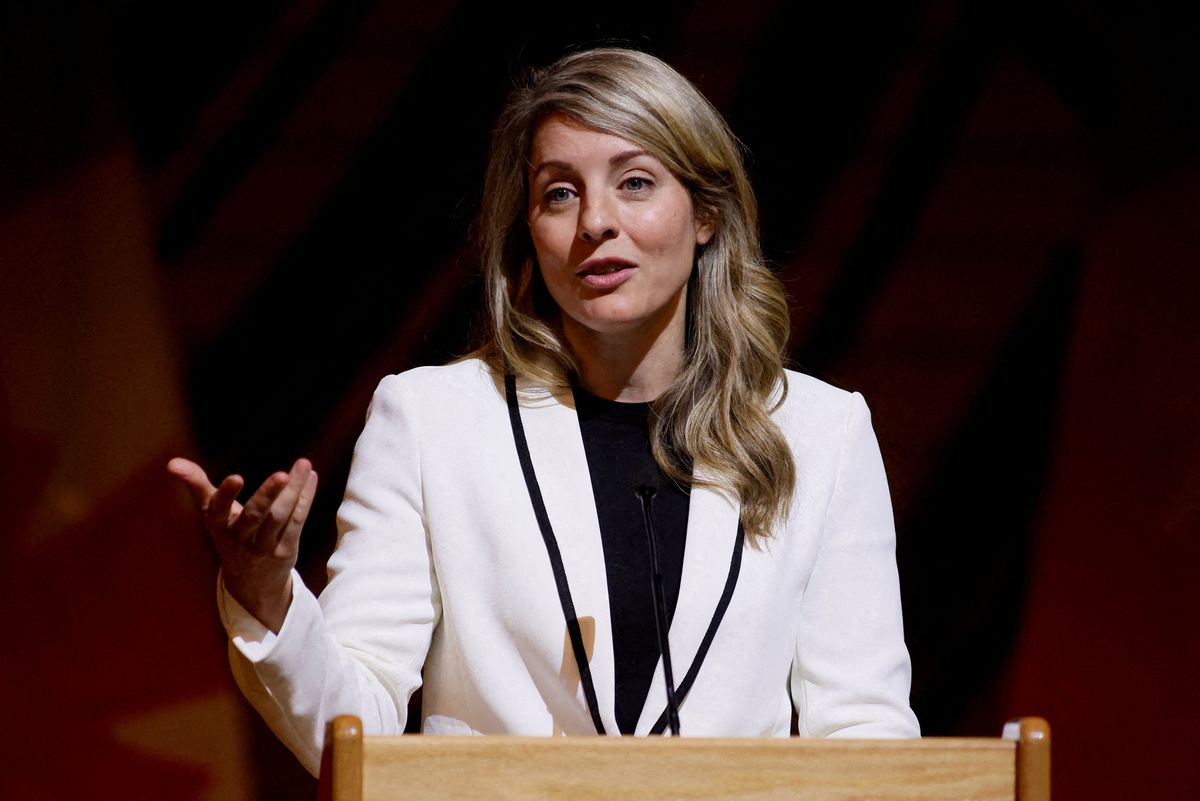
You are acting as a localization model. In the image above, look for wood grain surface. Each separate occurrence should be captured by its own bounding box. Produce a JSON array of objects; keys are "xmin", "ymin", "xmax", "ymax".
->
[{"xmin": 357, "ymin": 733, "xmax": 1018, "ymax": 801}]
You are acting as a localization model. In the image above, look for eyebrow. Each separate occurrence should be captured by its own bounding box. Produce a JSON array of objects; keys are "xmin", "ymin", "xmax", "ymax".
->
[{"xmin": 530, "ymin": 149, "xmax": 650, "ymax": 177}]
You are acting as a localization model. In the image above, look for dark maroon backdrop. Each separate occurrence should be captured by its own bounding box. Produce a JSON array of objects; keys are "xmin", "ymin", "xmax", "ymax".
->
[{"xmin": 2, "ymin": 2, "xmax": 1198, "ymax": 799}]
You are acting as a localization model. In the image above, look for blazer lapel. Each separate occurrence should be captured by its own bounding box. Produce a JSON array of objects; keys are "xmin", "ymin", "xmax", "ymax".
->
[
  {"xmin": 634, "ymin": 480, "xmax": 742, "ymax": 735},
  {"xmin": 514, "ymin": 378, "xmax": 619, "ymax": 735},
  {"xmin": 512, "ymin": 377, "xmax": 743, "ymax": 737}
]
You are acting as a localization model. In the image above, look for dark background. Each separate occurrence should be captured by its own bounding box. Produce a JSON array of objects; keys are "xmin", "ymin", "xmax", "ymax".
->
[{"xmin": 2, "ymin": 1, "xmax": 1198, "ymax": 799}]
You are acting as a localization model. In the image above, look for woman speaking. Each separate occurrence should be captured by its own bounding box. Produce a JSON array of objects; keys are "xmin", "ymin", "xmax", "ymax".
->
[{"xmin": 170, "ymin": 47, "xmax": 919, "ymax": 776}]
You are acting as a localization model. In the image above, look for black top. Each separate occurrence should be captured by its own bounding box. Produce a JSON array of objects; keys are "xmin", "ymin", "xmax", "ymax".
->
[{"xmin": 572, "ymin": 386, "xmax": 690, "ymax": 734}]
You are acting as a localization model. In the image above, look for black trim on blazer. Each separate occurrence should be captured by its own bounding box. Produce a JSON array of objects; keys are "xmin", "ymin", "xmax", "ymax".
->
[
  {"xmin": 505, "ymin": 374, "xmax": 745, "ymax": 737},
  {"xmin": 505, "ymin": 373, "xmax": 607, "ymax": 735},
  {"xmin": 649, "ymin": 520, "xmax": 744, "ymax": 735}
]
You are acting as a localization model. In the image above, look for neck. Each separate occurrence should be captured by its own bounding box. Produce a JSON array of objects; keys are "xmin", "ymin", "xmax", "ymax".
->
[{"xmin": 563, "ymin": 299, "xmax": 686, "ymax": 403}]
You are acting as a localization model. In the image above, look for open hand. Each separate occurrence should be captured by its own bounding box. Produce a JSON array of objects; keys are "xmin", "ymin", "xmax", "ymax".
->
[{"xmin": 168, "ymin": 456, "xmax": 318, "ymax": 632}]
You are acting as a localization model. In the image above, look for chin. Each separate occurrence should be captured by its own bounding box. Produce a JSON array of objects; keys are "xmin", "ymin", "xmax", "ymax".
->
[
  {"xmin": 560, "ymin": 289, "xmax": 686, "ymax": 338},
  {"xmin": 570, "ymin": 303, "xmax": 654, "ymax": 334},
  {"xmin": 573, "ymin": 317, "xmax": 644, "ymax": 336}
]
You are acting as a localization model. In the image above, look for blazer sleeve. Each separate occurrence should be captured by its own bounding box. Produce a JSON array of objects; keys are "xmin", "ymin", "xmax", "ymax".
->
[
  {"xmin": 790, "ymin": 391, "xmax": 920, "ymax": 738},
  {"xmin": 220, "ymin": 373, "xmax": 441, "ymax": 776}
]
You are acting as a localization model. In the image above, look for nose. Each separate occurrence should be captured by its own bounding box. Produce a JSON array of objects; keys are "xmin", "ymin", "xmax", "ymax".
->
[{"xmin": 578, "ymin": 194, "xmax": 618, "ymax": 243}]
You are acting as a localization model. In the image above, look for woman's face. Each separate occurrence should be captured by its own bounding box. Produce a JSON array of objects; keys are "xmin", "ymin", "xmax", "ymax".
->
[{"xmin": 526, "ymin": 114, "xmax": 713, "ymax": 343}]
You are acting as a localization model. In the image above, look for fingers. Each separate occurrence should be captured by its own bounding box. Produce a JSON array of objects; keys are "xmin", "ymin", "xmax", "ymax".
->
[
  {"xmin": 206, "ymin": 474, "xmax": 246, "ymax": 531},
  {"xmin": 232, "ymin": 458, "xmax": 313, "ymax": 549},
  {"xmin": 278, "ymin": 469, "xmax": 319, "ymax": 552},
  {"xmin": 231, "ymin": 469, "xmax": 291, "ymax": 542},
  {"xmin": 254, "ymin": 459, "xmax": 314, "ymax": 550},
  {"xmin": 169, "ymin": 457, "xmax": 246, "ymax": 533},
  {"xmin": 171, "ymin": 456, "xmax": 317, "ymax": 552}
]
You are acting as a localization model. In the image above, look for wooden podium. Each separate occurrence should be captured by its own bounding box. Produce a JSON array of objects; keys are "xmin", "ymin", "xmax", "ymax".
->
[{"xmin": 318, "ymin": 716, "xmax": 1049, "ymax": 801}]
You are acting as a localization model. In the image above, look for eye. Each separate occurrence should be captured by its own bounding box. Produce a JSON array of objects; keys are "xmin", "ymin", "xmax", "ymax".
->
[
  {"xmin": 621, "ymin": 176, "xmax": 653, "ymax": 192},
  {"xmin": 545, "ymin": 186, "xmax": 575, "ymax": 204}
]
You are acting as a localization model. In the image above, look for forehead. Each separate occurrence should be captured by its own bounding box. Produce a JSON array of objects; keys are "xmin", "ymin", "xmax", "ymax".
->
[{"xmin": 528, "ymin": 114, "xmax": 647, "ymax": 169}]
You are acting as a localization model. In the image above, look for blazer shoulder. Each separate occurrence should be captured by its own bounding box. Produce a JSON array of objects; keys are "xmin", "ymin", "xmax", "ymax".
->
[
  {"xmin": 781, "ymin": 369, "xmax": 855, "ymax": 403},
  {"xmin": 373, "ymin": 358, "xmax": 501, "ymax": 404},
  {"xmin": 776, "ymin": 369, "xmax": 863, "ymax": 425}
]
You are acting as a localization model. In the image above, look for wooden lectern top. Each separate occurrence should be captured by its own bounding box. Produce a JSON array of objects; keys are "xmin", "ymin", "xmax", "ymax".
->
[{"xmin": 320, "ymin": 715, "xmax": 1050, "ymax": 801}]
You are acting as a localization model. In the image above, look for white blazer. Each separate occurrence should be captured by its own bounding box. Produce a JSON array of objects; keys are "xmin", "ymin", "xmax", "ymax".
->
[{"xmin": 219, "ymin": 358, "xmax": 919, "ymax": 776}]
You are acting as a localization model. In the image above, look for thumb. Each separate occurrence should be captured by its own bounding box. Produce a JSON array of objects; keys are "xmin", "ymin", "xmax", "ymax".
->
[{"xmin": 167, "ymin": 457, "xmax": 218, "ymax": 507}]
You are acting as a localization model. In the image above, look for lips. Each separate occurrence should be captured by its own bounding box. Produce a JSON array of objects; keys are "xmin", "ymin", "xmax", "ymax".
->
[
  {"xmin": 576, "ymin": 257, "xmax": 636, "ymax": 276},
  {"xmin": 576, "ymin": 257, "xmax": 637, "ymax": 289}
]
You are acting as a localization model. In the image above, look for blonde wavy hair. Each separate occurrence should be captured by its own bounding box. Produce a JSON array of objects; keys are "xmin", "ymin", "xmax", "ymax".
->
[{"xmin": 475, "ymin": 47, "xmax": 794, "ymax": 541}]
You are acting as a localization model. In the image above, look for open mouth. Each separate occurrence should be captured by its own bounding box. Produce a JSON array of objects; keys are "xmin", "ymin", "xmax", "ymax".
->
[{"xmin": 576, "ymin": 257, "xmax": 636, "ymax": 277}]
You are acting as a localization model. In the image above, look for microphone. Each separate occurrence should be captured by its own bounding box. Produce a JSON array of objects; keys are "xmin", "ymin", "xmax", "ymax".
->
[{"xmin": 633, "ymin": 465, "xmax": 681, "ymax": 736}]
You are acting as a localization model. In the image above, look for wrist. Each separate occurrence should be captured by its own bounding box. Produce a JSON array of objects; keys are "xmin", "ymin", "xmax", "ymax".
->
[{"xmin": 224, "ymin": 571, "xmax": 293, "ymax": 634}]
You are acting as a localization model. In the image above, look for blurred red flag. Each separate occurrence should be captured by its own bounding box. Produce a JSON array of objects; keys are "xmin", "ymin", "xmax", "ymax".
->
[{"xmin": 0, "ymin": 146, "xmax": 253, "ymax": 799}]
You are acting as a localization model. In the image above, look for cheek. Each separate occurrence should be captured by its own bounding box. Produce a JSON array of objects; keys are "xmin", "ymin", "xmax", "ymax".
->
[
  {"xmin": 528, "ymin": 218, "xmax": 572, "ymax": 270},
  {"xmin": 632, "ymin": 186, "xmax": 697, "ymax": 249},
  {"xmin": 528, "ymin": 226, "xmax": 572, "ymax": 304},
  {"xmin": 635, "ymin": 206, "xmax": 697, "ymax": 260}
]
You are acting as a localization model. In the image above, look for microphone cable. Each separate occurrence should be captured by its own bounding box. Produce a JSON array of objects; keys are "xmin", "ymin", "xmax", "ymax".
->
[{"xmin": 634, "ymin": 475, "xmax": 682, "ymax": 736}]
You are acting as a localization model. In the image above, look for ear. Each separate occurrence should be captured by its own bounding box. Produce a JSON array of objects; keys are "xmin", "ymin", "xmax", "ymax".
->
[{"xmin": 694, "ymin": 206, "xmax": 717, "ymax": 246}]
